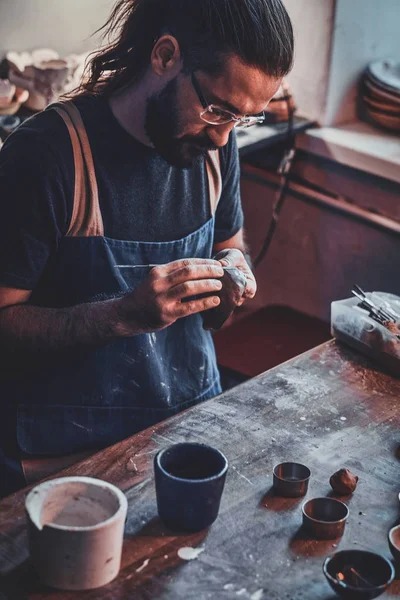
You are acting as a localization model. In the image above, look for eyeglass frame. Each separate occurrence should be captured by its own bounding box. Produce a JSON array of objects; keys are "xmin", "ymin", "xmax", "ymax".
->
[{"xmin": 191, "ymin": 71, "xmax": 265, "ymax": 129}]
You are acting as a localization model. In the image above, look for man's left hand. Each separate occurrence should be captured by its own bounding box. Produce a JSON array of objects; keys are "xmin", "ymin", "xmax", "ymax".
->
[{"xmin": 214, "ymin": 248, "xmax": 257, "ymax": 306}]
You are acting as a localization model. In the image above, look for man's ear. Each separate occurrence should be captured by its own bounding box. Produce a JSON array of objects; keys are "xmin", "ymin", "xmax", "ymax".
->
[{"xmin": 151, "ymin": 35, "xmax": 181, "ymax": 76}]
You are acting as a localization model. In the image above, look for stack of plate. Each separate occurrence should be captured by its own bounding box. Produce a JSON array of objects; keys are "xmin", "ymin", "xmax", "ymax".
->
[{"xmin": 361, "ymin": 59, "xmax": 400, "ymax": 132}]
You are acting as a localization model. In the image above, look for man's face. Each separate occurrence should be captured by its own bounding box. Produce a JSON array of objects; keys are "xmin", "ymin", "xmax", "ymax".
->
[
  {"xmin": 145, "ymin": 54, "xmax": 282, "ymax": 168},
  {"xmin": 145, "ymin": 76, "xmax": 217, "ymax": 168}
]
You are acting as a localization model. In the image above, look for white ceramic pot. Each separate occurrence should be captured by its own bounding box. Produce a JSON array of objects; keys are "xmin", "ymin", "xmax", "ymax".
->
[{"xmin": 25, "ymin": 476, "xmax": 128, "ymax": 590}]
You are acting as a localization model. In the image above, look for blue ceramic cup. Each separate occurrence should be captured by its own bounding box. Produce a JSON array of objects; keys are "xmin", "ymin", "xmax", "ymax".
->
[{"xmin": 154, "ymin": 442, "xmax": 228, "ymax": 532}]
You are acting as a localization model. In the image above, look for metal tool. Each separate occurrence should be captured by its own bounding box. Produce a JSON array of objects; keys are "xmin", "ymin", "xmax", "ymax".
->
[
  {"xmin": 351, "ymin": 285, "xmax": 398, "ymax": 324},
  {"xmin": 273, "ymin": 462, "xmax": 311, "ymax": 497},
  {"xmin": 114, "ymin": 264, "xmax": 160, "ymax": 269},
  {"xmin": 337, "ymin": 566, "xmax": 375, "ymax": 589}
]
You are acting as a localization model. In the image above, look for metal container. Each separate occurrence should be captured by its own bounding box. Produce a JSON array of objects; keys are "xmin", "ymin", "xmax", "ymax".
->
[
  {"xmin": 273, "ymin": 462, "xmax": 311, "ymax": 497},
  {"xmin": 302, "ymin": 497, "xmax": 349, "ymax": 539}
]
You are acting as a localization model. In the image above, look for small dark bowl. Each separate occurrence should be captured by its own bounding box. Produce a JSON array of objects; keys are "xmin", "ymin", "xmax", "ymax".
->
[
  {"xmin": 273, "ymin": 462, "xmax": 311, "ymax": 497},
  {"xmin": 323, "ymin": 550, "xmax": 395, "ymax": 599},
  {"xmin": 388, "ymin": 524, "xmax": 400, "ymax": 563},
  {"xmin": 302, "ymin": 497, "xmax": 349, "ymax": 539}
]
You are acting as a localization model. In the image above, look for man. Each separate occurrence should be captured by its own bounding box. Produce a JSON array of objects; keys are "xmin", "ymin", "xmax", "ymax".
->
[{"xmin": 0, "ymin": 0, "xmax": 294, "ymax": 495}]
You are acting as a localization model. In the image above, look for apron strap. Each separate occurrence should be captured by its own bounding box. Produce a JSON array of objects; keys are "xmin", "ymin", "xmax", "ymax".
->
[
  {"xmin": 52, "ymin": 101, "xmax": 222, "ymax": 230},
  {"xmin": 51, "ymin": 101, "xmax": 104, "ymax": 237},
  {"xmin": 205, "ymin": 150, "xmax": 222, "ymax": 217}
]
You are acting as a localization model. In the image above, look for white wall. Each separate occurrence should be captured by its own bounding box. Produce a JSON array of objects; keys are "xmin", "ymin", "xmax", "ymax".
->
[
  {"xmin": 0, "ymin": 0, "xmax": 114, "ymax": 58},
  {"xmin": 283, "ymin": 0, "xmax": 400, "ymax": 126},
  {"xmin": 325, "ymin": 0, "xmax": 400, "ymax": 126},
  {"xmin": 1, "ymin": 0, "xmax": 398, "ymax": 126},
  {"xmin": 283, "ymin": 0, "xmax": 336, "ymax": 124},
  {"xmin": 1, "ymin": 0, "xmax": 336, "ymax": 123}
]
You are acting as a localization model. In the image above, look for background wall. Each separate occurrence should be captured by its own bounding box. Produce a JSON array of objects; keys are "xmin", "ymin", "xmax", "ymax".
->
[
  {"xmin": 0, "ymin": 0, "xmax": 114, "ymax": 58},
  {"xmin": 0, "ymin": 0, "xmax": 337, "ymax": 123},
  {"xmin": 325, "ymin": 0, "xmax": 400, "ymax": 126},
  {"xmin": 240, "ymin": 161, "xmax": 400, "ymax": 321},
  {"xmin": 283, "ymin": 0, "xmax": 336, "ymax": 125},
  {"xmin": 0, "ymin": 0, "xmax": 398, "ymax": 124},
  {"xmin": 283, "ymin": 0, "xmax": 400, "ymax": 126}
]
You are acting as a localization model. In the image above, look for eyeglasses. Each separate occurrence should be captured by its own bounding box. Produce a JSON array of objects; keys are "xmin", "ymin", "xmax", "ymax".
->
[{"xmin": 191, "ymin": 71, "xmax": 265, "ymax": 129}]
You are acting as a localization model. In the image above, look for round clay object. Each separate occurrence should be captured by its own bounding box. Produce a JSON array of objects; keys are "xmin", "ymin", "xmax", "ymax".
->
[
  {"xmin": 202, "ymin": 266, "xmax": 246, "ymax": 331},
  {"xmin": 329, "ymin": 468, "xmax": 359, "ymax": 495}
]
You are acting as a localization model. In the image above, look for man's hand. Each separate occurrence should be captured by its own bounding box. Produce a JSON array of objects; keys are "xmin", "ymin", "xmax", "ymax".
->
[
  {"xmin": 116, "ymin": 258, "xmax": 224, "ymax": 335},
  {"xmin": 0, "ymin": 259, "xmax": 224, "ymax": 356},
  {"xmin": 213, "ymin": 249, "xmax": 257, "ymax": 306}
]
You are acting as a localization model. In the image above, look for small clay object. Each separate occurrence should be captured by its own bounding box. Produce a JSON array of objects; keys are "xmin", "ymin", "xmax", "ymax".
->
[
  {"xmin": 329, "ymin": 468, "xmax": 359, "ymax": 495},
  {"xmin": 202, "ymin": 266, "xmax": 246, "ymax": 331}
]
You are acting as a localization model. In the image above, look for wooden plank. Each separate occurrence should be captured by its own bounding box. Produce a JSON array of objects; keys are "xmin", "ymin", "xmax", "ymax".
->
[
  {"xmin": 292, "ymin": 149, "xmax": 400, "ymax": 223},
  {"xmin": 239, "ymin": 164, "xmax": 400, "ymax": 322},
  {"xmin": 237, "ymin": 117, "xmax": 314, "ymax": 157},
  {"xmin": 1, "ymin": 340, "xmax": 400, "ymax": 599}
]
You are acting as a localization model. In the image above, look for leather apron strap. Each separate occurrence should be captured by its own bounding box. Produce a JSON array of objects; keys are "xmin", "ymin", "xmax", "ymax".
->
[
  {"xmin": 55, "ymin": 101, "xmax": 223, "ymax": 229},
  {"xmin": 52, "ymin": 101, "xmax": 104, "ymax": 237},
  {"xmin": 205, "ymin": 149, "xmax": 222, "ymax": 216},
  {"xmin": 56, "ymin": 100, "xmax": 222, "ymax": 226}
]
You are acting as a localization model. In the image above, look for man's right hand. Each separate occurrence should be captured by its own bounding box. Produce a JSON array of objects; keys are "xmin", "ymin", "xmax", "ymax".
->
[
  {"xmin": 0, "ymin": 259, "xmax": 223, "ymax": 355},
  {"xmin": 115, "ymin": 258, "xmax": 224, "ymax": 336}
]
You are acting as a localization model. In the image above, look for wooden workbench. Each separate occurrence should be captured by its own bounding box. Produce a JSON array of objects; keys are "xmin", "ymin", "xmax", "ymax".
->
[{"xmin": 0, "ymin": 340, "xmax": 399, "ymax": 599}]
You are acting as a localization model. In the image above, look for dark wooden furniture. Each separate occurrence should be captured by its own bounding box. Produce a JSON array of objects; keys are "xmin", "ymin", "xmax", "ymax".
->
[
  {"xmin": 214, "ymin": 306, "xmax": 331, "ymax": 377},
  {"xmin": 237, "ymin": 116, "xmax": 314, "ymax": 157},
  {"xmin": 1, "ymin": 340, "xmax": 399, "ymax": 599}
]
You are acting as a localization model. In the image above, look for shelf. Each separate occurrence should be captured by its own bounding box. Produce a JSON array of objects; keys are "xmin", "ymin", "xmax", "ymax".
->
[
  {"xmin": 297, "ymin": 121, "xmax": 400, "ymax": 185},
  {"xmin": 237, "ymin": 116, "xmax": 314, "ymax": 157}
]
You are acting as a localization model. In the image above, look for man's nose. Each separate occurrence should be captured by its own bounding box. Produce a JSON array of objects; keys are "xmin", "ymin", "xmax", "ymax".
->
[{"xmin": 206, "ymin": 122, "xmax": 237, "ymax": 148}]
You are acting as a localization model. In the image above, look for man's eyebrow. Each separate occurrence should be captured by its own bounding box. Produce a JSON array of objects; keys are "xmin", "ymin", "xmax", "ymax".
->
[{"xmin": 211, "ymin": 94, "xmax": 243, "ymax": 116}]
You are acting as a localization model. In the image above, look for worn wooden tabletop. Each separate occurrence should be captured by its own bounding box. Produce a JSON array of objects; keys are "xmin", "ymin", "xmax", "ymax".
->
[{"xmin": 0, "ymin": 340, "xmax": 400, "ymax": 599}]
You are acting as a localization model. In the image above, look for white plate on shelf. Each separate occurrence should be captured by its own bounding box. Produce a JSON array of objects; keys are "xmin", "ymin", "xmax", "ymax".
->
[{"xmin": 368, "ymin": 59, "xmax": 400, "ymax": 94}]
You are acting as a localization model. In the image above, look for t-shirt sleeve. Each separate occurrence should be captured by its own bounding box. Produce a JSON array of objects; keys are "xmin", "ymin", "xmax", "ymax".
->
[
  {"xmin": 0, "ymin": 127, "xmax": 69, "ymax": 290},
  {"xmin": 213, "ymin": 129, "xmax": 244, "ymax": 244}
]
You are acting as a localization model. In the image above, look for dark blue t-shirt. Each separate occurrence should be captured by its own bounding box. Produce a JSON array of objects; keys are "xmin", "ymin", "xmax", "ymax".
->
[{"xmin": 0, "ymin": 95, "xmax": 243, "ymax": 290}]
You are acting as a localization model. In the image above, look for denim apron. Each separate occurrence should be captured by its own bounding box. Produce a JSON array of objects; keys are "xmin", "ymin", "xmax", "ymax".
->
[{"xmin": 1, "ymin": 101, "xmax": 223, "ymax": 493}]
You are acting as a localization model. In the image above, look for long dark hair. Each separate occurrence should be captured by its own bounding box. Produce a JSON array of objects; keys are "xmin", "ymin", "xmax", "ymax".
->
[{"xmin": 80, "ymin": 0, "xmax": 294, "ymax": 96}]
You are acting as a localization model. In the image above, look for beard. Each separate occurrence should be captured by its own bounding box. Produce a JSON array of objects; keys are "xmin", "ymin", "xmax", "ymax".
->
[{"xmin": 145, "ymin": 77, "xmax": 218, "ymax": 168}]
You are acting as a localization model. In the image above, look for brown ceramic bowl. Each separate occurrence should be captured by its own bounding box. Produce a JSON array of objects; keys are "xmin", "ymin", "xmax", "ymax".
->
[
  {"xmin": 302, "ymin": 497, "xmax": 349, "ymax": 540},
  {"xmin": 388, "ymin": 524, "xmax": 400, "ymax": 562}
]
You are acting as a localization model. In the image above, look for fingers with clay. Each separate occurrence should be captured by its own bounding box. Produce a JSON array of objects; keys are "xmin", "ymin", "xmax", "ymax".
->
[
  {"xmin": 202, "ymin": 249, "xmax": 256, "ymax": 331},
  {"xmin": 213, "ymin": 249, "xmax": 257, "ymax": 300}
]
